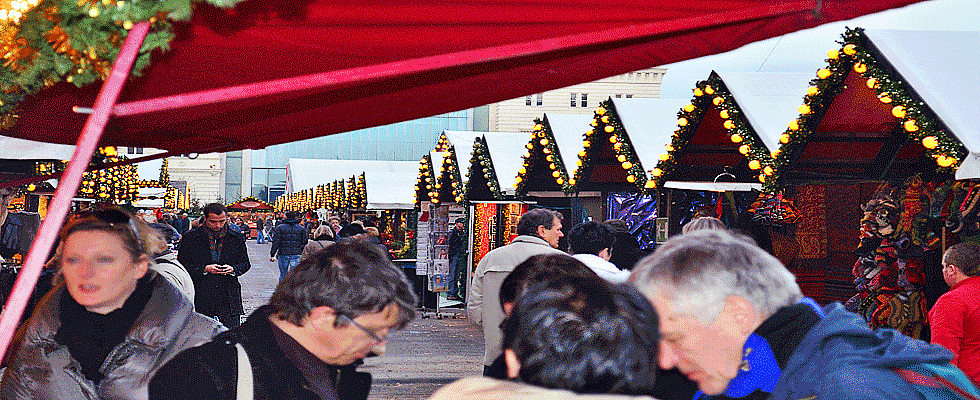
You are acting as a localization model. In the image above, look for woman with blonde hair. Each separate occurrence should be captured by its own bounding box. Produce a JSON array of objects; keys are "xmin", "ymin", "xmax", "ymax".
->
[
  {"xmin": 300, "ymin": 224, "xmax": 335, "ymax": 261},
  {"xmin": 1, "ymin": 207, "xmax": 224, "ymax": 399}
]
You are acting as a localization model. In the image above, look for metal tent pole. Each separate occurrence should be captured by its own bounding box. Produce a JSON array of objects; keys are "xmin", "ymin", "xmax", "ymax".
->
[{"xmin": 0, "ymin": 22, "xmax": 150, "ymax": 362}]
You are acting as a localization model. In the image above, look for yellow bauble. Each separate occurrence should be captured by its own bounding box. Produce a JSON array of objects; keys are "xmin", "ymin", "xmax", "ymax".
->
[
  {"xmin": 763, "ymin": 166, "xmax": 774, "ymax": 176},
  {"xmin": 853, "ymin": 63, "xmax": 867, "ymax": 74},
  {"xmin": 758, "ymin": 174, "xmax": 766, "ymax": 183},
  {"xmin": 723, "ymin": 120, "xmax": 736, "ymax": 130},
  {"xmin": 569, "ymin": 179, "xmax": 576, "ymax": 185},
  {"xmin": 583, "ymin": 141, "xmax": 591, "ymax": 148},
  {"xmin": 940, "ymin": 156, "xmax": 957, "ymax": 168},
  {"xmin": 549, "ymin": 163, "xmax": 557, "ymax": 170},
  {"xmin": 798, "ymin": 104, "xmax": 811, "ymax": 114},
  {"xmin": 652, "ymin": 168, "xmax": 663, "ymax": 177},
  {"xmin": 922, "ymin": 136, "xmax": 938, "ymax": 149},
  {"xmin": 525, "ymin": 143, "xmax": 534, "ymax": 150},
  {"xmin": 665, "ymin": 144, "xmax": 674, "ymax": 152},
  {"xmin": 788, "ymin": 120, "xmax": 800, "ymax": 131},
  {"xmin": 678, "ymin": 117, "xmax": 689, "ymax": 127},
  {"xmin": 601, "ymin": 116, "xmax": 610, "ymax": 123},
  {"xmin": 596, "ymin": 107, "xmax": 606, "ymax": 115},
  {"xmin": 771, "ymin": 150, "xmax": 781, "ymax": 159},
  {"xmin": 904, "ymin": 120, "xmax": 919, "ymax": 132},
  {"xmin": 693, "ymin": 88, "xmax": 704, "ymax": 97},
  {"xmin": 556, "ymin": 177, "xmax": 565, "ymax": 185},
  {"xmin": 543, "ymin": 148, "xmax": 551, "ymax": 154},
  {"xmin": 591, "ymin": 119, "xmax": 599, "ymax": 127},
  {"xmin": 546, "ymin": 155, "xmax": 554, "ymax": 162},
  {"xmin": 604, "ymin": 125, "xmax": 615, "ymax": 133},
  {"xmin": 827, "ymin": 49, "xmax": 840, "ymax": 60},
  {"xmin": 866, "ymin": 78, "xmax": 879, "ymax": 89},
  {"xmin": 552, "ymin": 170, "xmax": 561, "ymax": 178},
  {"xmin": 576, "ymin": 160, "xmax": 582, "ymax": 167},
  {"xmin": 515, "ymin": 176, "xmax": 523, "ymax": 183},
  {"xmin": 645, "ymin": 180, "xmax": 657, "ymax": 189},
  {"xmin": 719, "ymin": 110, "xmax": 730, "ymax": 119},
  {"xmin": 659, "ymin": 153, "xmax": 670, "ymax": 161},
  {"xmin": 780, "ymin": 133, "xmax": 790, "ymax": 144},
  {"xmin": 704, "ymin": 86, "xmax": 715, "ymax": 95},
  {"xmin": 622, "ymin": 162, "xmax": 633, "ymax": 170},
  {"xmin": 878, "ymin": 94, "xmax": 892, "ymax": 104},
  {"xmin": 614, "ymin": 142, "xmax": 623, "ymax": 150},
  {"xmin": 739, "ymin": 144, "xmax": 750, "ymax": 155},
  {"xmin": 843, "ymin": 44, "xmax": 857, "ymax": 55},
  {"xmin": 617, "ymin": 155, "xmax": 627, "ymax": 162},
  {"xmin": 713, "ymin": 96, "xmax": 724, "ymax": 106},
  {"xmin": 892, "ymin": 105, "xmax": 906, "ymax": 119},
  {"xmin": 608, "ymin": 135, "xmax": 618, "ymax": 143},
  {"xmin": 626, "ymin": 175, "xmax": 636, "ymax": 183},
  {"xmin": 730, "ymin": 134, "xmax": 743, "ymax": 144},
  {"xmin": 518, "ymin": 167, "xmax": 527, "ymax": 174},
  {"xmin": 533, "ymin": 124, "xmax": 544, "ymax": 131},
  {"xmin": 586, "ymin": 129, "xmax": 594, "ymax": 136},
  {"xmin": 748, "ymin": 160, "xmax": 761, "ymax": 170},
  {"xmin": 455, "ymin": 196, "xmax": 463, "ymax": 202},
  {"xmin": 578, "ymin": 150, "xmax": 587, "ymax": 157},
  {"xmin": 684, "ymin": 104, "xmax": 696, "ymax": 112},
  {"xmin": 817, "ymin": 68, "xmax": 832, "ymax": 79},
  {"xmin": 806, "ymin": 86, "xmax": 819, "ymax": 96},
  {"xmin": 540, "ymin": 138, "xmax": 549, "ymax": 146}
]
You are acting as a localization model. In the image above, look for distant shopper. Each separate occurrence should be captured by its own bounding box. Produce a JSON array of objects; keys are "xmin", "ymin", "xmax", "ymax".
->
[
  {"xmin": 603, "ymin": 219, "xmax": 646, "ymax": 271},
  {"xmin": 931, "ymin": 241, "xmax": 980, "ymax": 387},
  {"xmin": 301, "ymin": 225, "xmax": 335, "ymax": 261},
  {"xmin": 568, "ymin": 221, "xmax": 629, "ymax": 284},
  {"xmin": 270, "ymin": 211, "xmax": 309, "ymax": 279},
  {"xmin": 446, "ymin": 218, "xmax": 467, "ymax": 301},
  {"xmin": 681, "ymin": 216, "xmax": 726, "ymax": 234},
  {"xmin": 255, "ymin": 216, "xmax": 266, "ymax": 244}
]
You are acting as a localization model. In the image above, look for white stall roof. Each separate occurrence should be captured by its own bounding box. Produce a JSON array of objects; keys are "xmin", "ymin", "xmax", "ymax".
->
[
  {"xmin": 286, "ymin": 158, "xmax": 417, "ymax": 194},
  {"xmin": 543, "ymin": 114, "xmax": 593, "ymax": 173},
  {"xmin": 364, "ymin": 170, "xmax": 417, "ymax": 210},
  {"xmin": 866, "ymin": 29, "xmax": 980, "ymax": 155},
  {"xmin": 482, "ymin": 132, "xmax": 530, "ymax": 196},
  {"xmin": 0, "ymin": 135, "xmax": 75, "ymax": 160},
  {"xmin": 957, "ymin": 153, "xmax": 980, "ymax": 180},
  {"xmin": 609, "ymin": 97, "xmax": 691, "ymax": 175},
  {"xmin": 715, "ymin": 71, "xmax": 813, "ymax": 151}
]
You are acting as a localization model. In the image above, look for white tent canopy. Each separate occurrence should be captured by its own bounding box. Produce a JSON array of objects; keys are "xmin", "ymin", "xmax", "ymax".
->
[
  {"xmin": 481, "ymin": 132, "xmax": 529, "ymax": 196},
  {"xmin": 364, "ymin": 170, "xmax": 418, "ymax": 210},
  {"xmin": 285, "ymin": 158, "xmax": 418, "ymax": 209},
  {"xmin": 0, "ymin": 135, "xmax": 75, "ymax": 160},
  {"xmin": 434, "ymin": 130, "xmax": 484, "ymax": 188},
  {"xmin": 609, "ymin": 97, "xmax": 691, "ymax": 180},
  {"xmin": 542, "ymin": 114, "xmax": 592, "ymax": 176},
  {"xmin": 715, "ymin": 71, "xmax": 814, "ymax": 151}
]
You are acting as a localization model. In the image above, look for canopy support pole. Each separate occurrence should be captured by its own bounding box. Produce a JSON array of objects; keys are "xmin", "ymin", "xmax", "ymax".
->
[{"xmin": 0, "ymin": 22, "xmax": 150, "ymax": 362}]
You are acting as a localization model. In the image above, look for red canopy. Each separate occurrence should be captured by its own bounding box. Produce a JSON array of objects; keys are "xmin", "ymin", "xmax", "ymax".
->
[{"xmin": 5, "ymin": 0, "xmax": 927, "ymax": 154}]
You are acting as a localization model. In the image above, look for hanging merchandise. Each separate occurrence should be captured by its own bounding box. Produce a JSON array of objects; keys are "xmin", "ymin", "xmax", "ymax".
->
[
  {"xmin": 607, "ymin": 191, "xmax": 658, "ymax": 250},
  {"xmin": 748, "ymin": 191, "xmax": 801, "ymax": 226},
  {"xmin": 472, "ymin": 203, "xmax": 497, "ymax": 266}
]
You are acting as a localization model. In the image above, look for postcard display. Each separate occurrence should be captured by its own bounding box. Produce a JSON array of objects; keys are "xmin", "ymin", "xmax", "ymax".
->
[{"xmin": 417, "ymin": 203, "xmax": 465, "ymax": 292}]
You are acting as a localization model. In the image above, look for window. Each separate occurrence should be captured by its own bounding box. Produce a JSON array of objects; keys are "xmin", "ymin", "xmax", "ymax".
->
[
  {"xmin": 526, "ymin": 96, "xmax": 532, "ymax": 106},
  {"xmin": 615, "ymin": 94, "xmax": 622, "ymax": 98},
  {"xmin": 570, "ymin": 93, "xmax": 588, "ymax": 107},
  {"xmin": 127, "ymin": 147, "xmax": 143, "ymax": 154},
  {"xmin": 570, "ymin": 93, "xmax": 577, "ymax": 107},
  {"xmin": 536, "ymin": 94, "xmax": 543, "ymax": 106},
  {"xmin": 581, "ymin": 93, "xmax": 588, "ymax": 108},
  {"xmin": 626, "ymin": 94, "xmax": 633, "ymax": 98}
]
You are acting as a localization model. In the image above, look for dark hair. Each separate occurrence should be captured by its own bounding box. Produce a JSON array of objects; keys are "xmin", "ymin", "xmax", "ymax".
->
[
  {"xmin": 516, "ymin": 208, "xmax": 562, "ymax": 237},
  {"xmin": 337, "ymin": 223, "xmax": 366, "ymax": 238},
  {"xmin": 499, "ymin": 254, "xmax": 599, "ymax": 309},
  {"xmin": 269, "ymin": 241, "xmax": 417, "ymax": 328},
  {"xmin": 945, "ymin": 242, "xmax": 980, "ymax": 276},
  {"xmin": 602, "ymin": 220, "xmax": 645, "ymax": 271},
  {"xmin": 568, "ymin": 221, "xmax": 616, "ymax": 256},
  {"xmin": 286, "ymin": 211, "xmax": 300, "ymax": 219},
  {"xmin": 59, "ymin": 207, "xmax": 160, "ymax": 262},
  {"xmin": 501, "ymin": 278, "xmax": 660, "ymax": 394},
  {"xmin": 202, "ymin": 203, "xmax": 227, "ymax": 217}
]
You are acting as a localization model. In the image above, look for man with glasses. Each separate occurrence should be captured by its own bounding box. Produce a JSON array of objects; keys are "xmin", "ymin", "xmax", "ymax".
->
[
  {"xmin": 177, "ymin": 203, "xmax": 251, "ymax": 328},
  {"xmin": 150, "ymin": 240, "xmax": 418, "ymax": 400}
]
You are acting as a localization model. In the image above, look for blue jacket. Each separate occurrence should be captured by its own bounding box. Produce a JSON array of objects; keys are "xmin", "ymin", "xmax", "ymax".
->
[
  {"xmin": 271, "ymin": 218, "xmax": 308, "ymax": 257},
  {"xmin": 774, "ymin": 302, "xmax": 953, "ymax": 400}
]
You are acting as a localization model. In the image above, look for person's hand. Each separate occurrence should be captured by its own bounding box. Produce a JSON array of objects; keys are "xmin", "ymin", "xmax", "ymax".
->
[
  {"xmin": 205, "ymin": 264, "xmax": 223, "ymax": 274},
  {"xmin": 221, "ymin": 265, "xmax": 234, "ymax": 275},
  {"xmin": 269, "ymin": 257, "xmax": 276, "ymax": 262}
]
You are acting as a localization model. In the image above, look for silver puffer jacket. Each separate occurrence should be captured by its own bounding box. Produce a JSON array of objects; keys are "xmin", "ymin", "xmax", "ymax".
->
[{"xmin": 0, "ymin": 272, "xmax": 225, "ymax": 400}]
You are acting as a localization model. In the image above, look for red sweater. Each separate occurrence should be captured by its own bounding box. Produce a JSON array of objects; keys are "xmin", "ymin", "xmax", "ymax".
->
[{"xmin": 930, "ymin": 276, "xmax": 980, "ymax": 387}]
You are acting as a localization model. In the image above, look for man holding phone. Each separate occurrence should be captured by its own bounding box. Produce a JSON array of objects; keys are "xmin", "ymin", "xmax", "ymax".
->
[{"xmin": 178, "ymin": 203, "xmax": 252, "ymax": 328}]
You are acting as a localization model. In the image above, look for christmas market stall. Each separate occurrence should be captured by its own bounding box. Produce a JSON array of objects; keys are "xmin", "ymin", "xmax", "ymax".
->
[{"xmin": 762, "ymin": 28, "xmax": 978, "ymax": 340}]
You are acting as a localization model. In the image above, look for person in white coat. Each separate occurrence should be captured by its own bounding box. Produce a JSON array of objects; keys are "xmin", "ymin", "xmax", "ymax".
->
[{"xmin": 568, "ymin": 221, "xmax": 630, "ymax": 284}]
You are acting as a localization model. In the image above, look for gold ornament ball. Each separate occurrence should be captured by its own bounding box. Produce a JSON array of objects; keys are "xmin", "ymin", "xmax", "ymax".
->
[
  {"xmin": 904, "ymin": 120, "xmax": 919, "ymax": 132},
  {"xmin": 608, "ymin": 135, "xmax": 618, "ymax": 144},
  {"xmin": 771, "ymin": 149, "xmax": 781, "ymax": 158},
  {"xmin": 693, "ymin": 88, "xmax": 704, "ymax": 97},
  {"xmin": 569, "ymin": 179, "xmax": 577, "ymax": 185},
  {"xmin": 817, "ymin": 69, "xmax": 832, "ymax": 79},
  {"xmin": 806, "ymin": 86, "xmax": 819, "ymax": 96},
  {"xmin": 719, "ymin": 110, "xmax": 730, "ymax": 119},
  {"xmin": 626, "ymin": 175, "xmax": 636, "ymax": 183},
  {"xmin": 652, "ymin": 168, "xmax": 663, "ymax": 177},
  {"xmin": 878, "ymin": 94, "xmax": 893, "ymax": 104},
  {"xmin": 758, "ymin": 174, "xmax": 766, "ymax": 183},
  {"xmin": 853, "ymin": 63, "xmax": 867, "ymax": 74},
  {"xmin": 645, "ymin": 180, "xmax": 656, "ymax": 189},
  {"xmin": 665, "ymin": 144, "xmax": 674, "ymax": 152},
  {"xmin": 739, "ymin": 144, "xmax": 751, "ymax": 155},
  {"xmin": 552, "ymin": 170, "xmax": 560, "ymax": 178},
  {"xmin": 533, "ymin": 124, "xmax": 544, "ymax": 131},
  {"xmin": 596, "ymin": 107, "xmax": 606, "ymax": 115},
  {"xmin": 827, "ymin": 49, "xmax": 840, "ymax": 60},
  {"xmin": 866, "ymin": 78, "xmax": 879, "ymax": 89},
  {"xmin": 712, "ymin": 96, "xmax": 724, "ymax": 106},
  {"xmin": 892, "ymin": 105, "xmax": 906, "ymax": 119},
  {"xmin": 583, "ymin": 141, "xmax": 591, "ymax": 148},
  {"xmin": 798, "ymin": 104, "xmax": 812, "ymax": 114},
  {"xmin": 525, "ymin": 143, "xmax": 534, "ymax": 150},
  {"xmin": 622, "ymin": 162, "xmax": 633, "ymax": 170},
  {"xmin": 601, "ymin": 116, "xmax": 610, "ymax": 123},
  {"xmin": 578, "ymin": 150, "xmax": 587, "ymax": 157},
  {"xmin": 922, "ymin": 136, "xmax": 938, "ymax": 149},
  {"xmin": 723, "ymin": 120, "xmax": 736, "ymax": 130},
  {"xmin": 678, "ymin": 117, "xmax": 689, "ymax": 127},
  {"xmin": 788, "ymin": 120, "xmax": 800, "ymax": 131},
  {"xmin": 604, "ymin": 125, "xmax": 615, "ymax": 133},
  {"xmin": 780, "ymin": 133, "xmax": 790, "ymax": 144},
  {"xmin": 748, "ymin": 160, "xmax": 761, "ymax": 170},
  {"xmin": 617, "ymin": 155, "xmax": 627, "ymax": 162},
  {"xmin": 540, "ymin": 138, "xmax": 549, "ymax": 146},
  {"xmin": 704, "ymin": 86, "xmax": 715, "ymax": 95},
  {"xmin": 843, "ymin": 44, "xmax": 857, "ymax": 55},
  {"xmin": 659, "ymin": 153, "xmax": 670, "ymax": 162},
  {"xmin": 613, "ymin": 142, "xmax": 623, "ymax": 150},
  {"xmin": 556, "ymin": 177, "xmax": 565, "ymax": 185},
  {"xmin": 763, "ymin": 166, "xmax": 774, "ymax": 176},
  {"xmin": 684, "ymin": 104, "xmax": 696, "ymax": 112},
  {"xmin": 730, "ymin": 134, "xmax": 743, "ymax": 144}
]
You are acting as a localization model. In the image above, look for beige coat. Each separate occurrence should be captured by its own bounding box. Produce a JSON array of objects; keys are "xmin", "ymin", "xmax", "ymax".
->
[
  {"xmin": 466, "ymin": 235, "xmax": 565, "ymax": 366},
  {"xmin": 0, "ymin": 272, "xmax": 225, "ymax": 400},
  {"xmin": 428, "ymin": 377, "xmax": 657, "ymax": 400}
]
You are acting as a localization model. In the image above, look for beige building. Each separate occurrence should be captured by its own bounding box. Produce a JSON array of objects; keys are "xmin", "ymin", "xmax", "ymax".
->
[{"xmin": 488, "ymin": 67, "xmax": 667, "ymax": 133}]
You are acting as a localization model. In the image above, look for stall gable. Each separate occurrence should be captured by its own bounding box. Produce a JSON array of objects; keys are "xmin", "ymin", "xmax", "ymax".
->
[
  {"xmin": 432, "ymin": 147, "xmax": 465, "ymax": 205},
  {"xmin": 414, "ymin": 154, "xmax": 437, "ymax": 207},
  {"xmin": 574, "ymin": 99, "xmax": 649, "ymax": 192},
  {"xmin": 773, "ymin": 28, "xmax": 965, "ymax": 188},
  {"xmin": 515, "ymin": 115, "xmax": 574, "ymax": 196},
  {"xmin": 464, "ymin": 137, "xmax": 504, "ymax": 201}
]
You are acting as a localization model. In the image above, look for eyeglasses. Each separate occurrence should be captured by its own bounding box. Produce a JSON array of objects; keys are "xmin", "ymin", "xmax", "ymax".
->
[{"xmin": 337, "ymin": 314, "xmax": 388, "ymax": 343}]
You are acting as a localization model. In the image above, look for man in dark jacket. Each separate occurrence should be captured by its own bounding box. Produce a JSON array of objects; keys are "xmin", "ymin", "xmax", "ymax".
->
[
  {"xmin": 178, "ymin": 203, "xmax": 251, "ymax": 328},
  {"xmin": 271, "ymin": 211, "xmax": 309, "ymax": 280},
  {"xmin": 446, "ymin": 218, "xmax": 467, "ymax": 301},
  {"xmin": 149, "ymin": 241, "xmax": 418, "ymax": 400}
]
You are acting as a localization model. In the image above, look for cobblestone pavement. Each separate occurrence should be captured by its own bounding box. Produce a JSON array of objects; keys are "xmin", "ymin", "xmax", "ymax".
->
[{"xmin": 241, "ymin": 240, "xmax": 485, "ymax": 400}]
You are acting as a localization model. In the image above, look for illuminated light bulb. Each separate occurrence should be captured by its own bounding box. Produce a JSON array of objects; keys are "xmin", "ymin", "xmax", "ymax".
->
[
  {"xmin": 665, "ymin": 144, "xmax": 674, "ymax": 152},
  {"xmin": 540, "ymin": 138, "xmax": 549, "ymax": 146},
  {"xmin": 604, "ymin": 125, "xmax": 615, "ymax": 133},
  {"xmin": 678, "ymin": 117, "xmax": 689, "ymax": 127},
  {"xmin": 609, "ymin": 135, "xmax": 618, "ymax": 144},
  {"xmin": 645, "ymin": 180, "xmax": 657, "ymax": 189},
  {"xmin": 788, "ymin": 120, "xmax": 800, "ymax": 131},
  {"xmin": 712, "ymin": 96, "xmax": 724, "ymax": 106},
  {"xmin": 552, "ymin": 171, "xmax": 560, "ymax": 178},
  {"xmin": 817, "ymin": 69, "xmax": 832, "ymax": 79},
  {"xmin": 568, "ymin": 178, "xmax": 577, "ymax": 185},
  {"xmin": 556, "ymin": 177, "xmax": 565, "ymax": 185},
  {"xmin": 719, "ymin": 110, "xmax": 730, "ymax": 119},
  {"xmin": 892, "ymin": 105, "xmax": 906, "ymax": 119},
  {"xmin": 652, "ymin": 168, "xmax": 663, "ymax": 177},
  {"xmin": 622, "ymin": 162, "xmax": 633, "ymax": 170},
  {"xmin": 534, "ymin": 124, "xmax": 544, "ymax": 131},
  {"xmin": 693, "ymin": 88, "xmax": 704, "ymax": 97},
  {"xmin": 922, "ymin": 136, "xmax": 938, "ymax": 149},
  {"xmin": 739, "ymin": 144, "xmax": 751, "ymax": 155},
  {"xmin": 748, "ymin": 160, "xmax": 761, "ymax": 170},
  {"xmin": 601, "ymin": 116, "xmax": 610, "ymax": 123},
  {"xmin": 596, "ymin": 107, "xmax": 607, "ymax": 115},
  {"xmin": 724, "ymin": 120, "xmax": 736, "ymax": 130},
  {"xmin": 659, "ymin": 153, "xmax": 670, "ymax": 162},
  {"xmin": 780, "ymin": 133, "xmax": 790, "ymax": 144},
  {"xmin": 578, "ymin": 150, "xmax": 587, "ymax": 157},
  {"xmin": 827, "ymin": 49, "xmax": 840, "ymax": 60},
  {"xmin": 853, "ymin": 63, "xmax": 867, "ymax": 74},
  {"xmin": 904, "ymin": 120, "xmax": 919, "ymax": 132},
  {"xmin": 806, "ymin": 86, "xmax": 819, "ymax": 96},
  {"xmin": 626, "ymin": 175, "xmax": 636, "ymax": 183},
  {"xmin": 843, "ymin": 44, "xmax": 857, "ymax": 55},
  {"xmin": 617, "ymin": 155, "xmax": 627, "ymax": 162},
  {"xmin": 730, "ymin": 134, "xmax": 743, "ymax": 143},
  {"xmin": 684, "ymin": 104, "xmax": 696, "ymax": 112},
  {"xmin": 704, "ymin": 86, "xmax": 715, "ymax": 95},
  {"xmin": 866, "ymin": 78, "xmax": 879, "ymax": 89},
  {"xmin": 798, "ymin": 104, "xmax": 812, "ymax": 114},
  {"xmin": 763, "ymin": 166, "xmax": 774, "ymax": 176}
]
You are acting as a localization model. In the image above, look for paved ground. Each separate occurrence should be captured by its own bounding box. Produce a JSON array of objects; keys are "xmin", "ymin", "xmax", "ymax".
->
[{"xmin": 241, "ymin": 240, "xmax": 485, "ymax": 400}]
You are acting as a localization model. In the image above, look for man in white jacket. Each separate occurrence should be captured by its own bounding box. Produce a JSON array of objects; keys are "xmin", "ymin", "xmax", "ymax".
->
[
  {"xmin": 568, "ymin": 221, "xmax": 630, "ymax": 284},
  {"xmin": 467, "ymin": 208, "xmax": 566, "ymax": 374}
]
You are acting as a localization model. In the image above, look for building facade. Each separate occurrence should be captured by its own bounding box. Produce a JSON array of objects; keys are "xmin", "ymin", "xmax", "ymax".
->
[{"xmin": 489, "ymin": 67, "xmax": 667, "ymax": 133}]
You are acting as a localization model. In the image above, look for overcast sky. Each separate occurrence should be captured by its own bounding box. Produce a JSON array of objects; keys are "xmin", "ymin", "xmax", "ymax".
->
[{"xmin": 658, "ymin": 0, "xmax": 976, "ymax": 98}]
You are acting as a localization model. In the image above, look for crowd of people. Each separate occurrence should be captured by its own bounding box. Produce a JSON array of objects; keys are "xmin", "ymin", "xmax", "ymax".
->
[{"xmin": 2, "ymin": 205, "xmax": 979, "ymax": 400}]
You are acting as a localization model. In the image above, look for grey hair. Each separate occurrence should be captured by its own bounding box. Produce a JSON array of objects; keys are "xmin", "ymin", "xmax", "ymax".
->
[
  {"xmin": 681, "ymin": 217, "xmax": 726, "ymax": 234},
  {"xmin": 516, "ymin": 208, "xmax": 563, "ymax": 237},
  {"xmin": 631, "ymin": 229, "xmax": 800, "ymax": 323}
]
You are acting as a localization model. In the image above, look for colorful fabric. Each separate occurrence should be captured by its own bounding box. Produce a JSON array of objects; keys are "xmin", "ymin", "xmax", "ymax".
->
[
  {"xmin": 795, "ymin": 185, "xmax": 828, "ymax": 259},
  {"xmin": 472, "ymin": 203, "xmax": 496, "ymax": 267}
]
